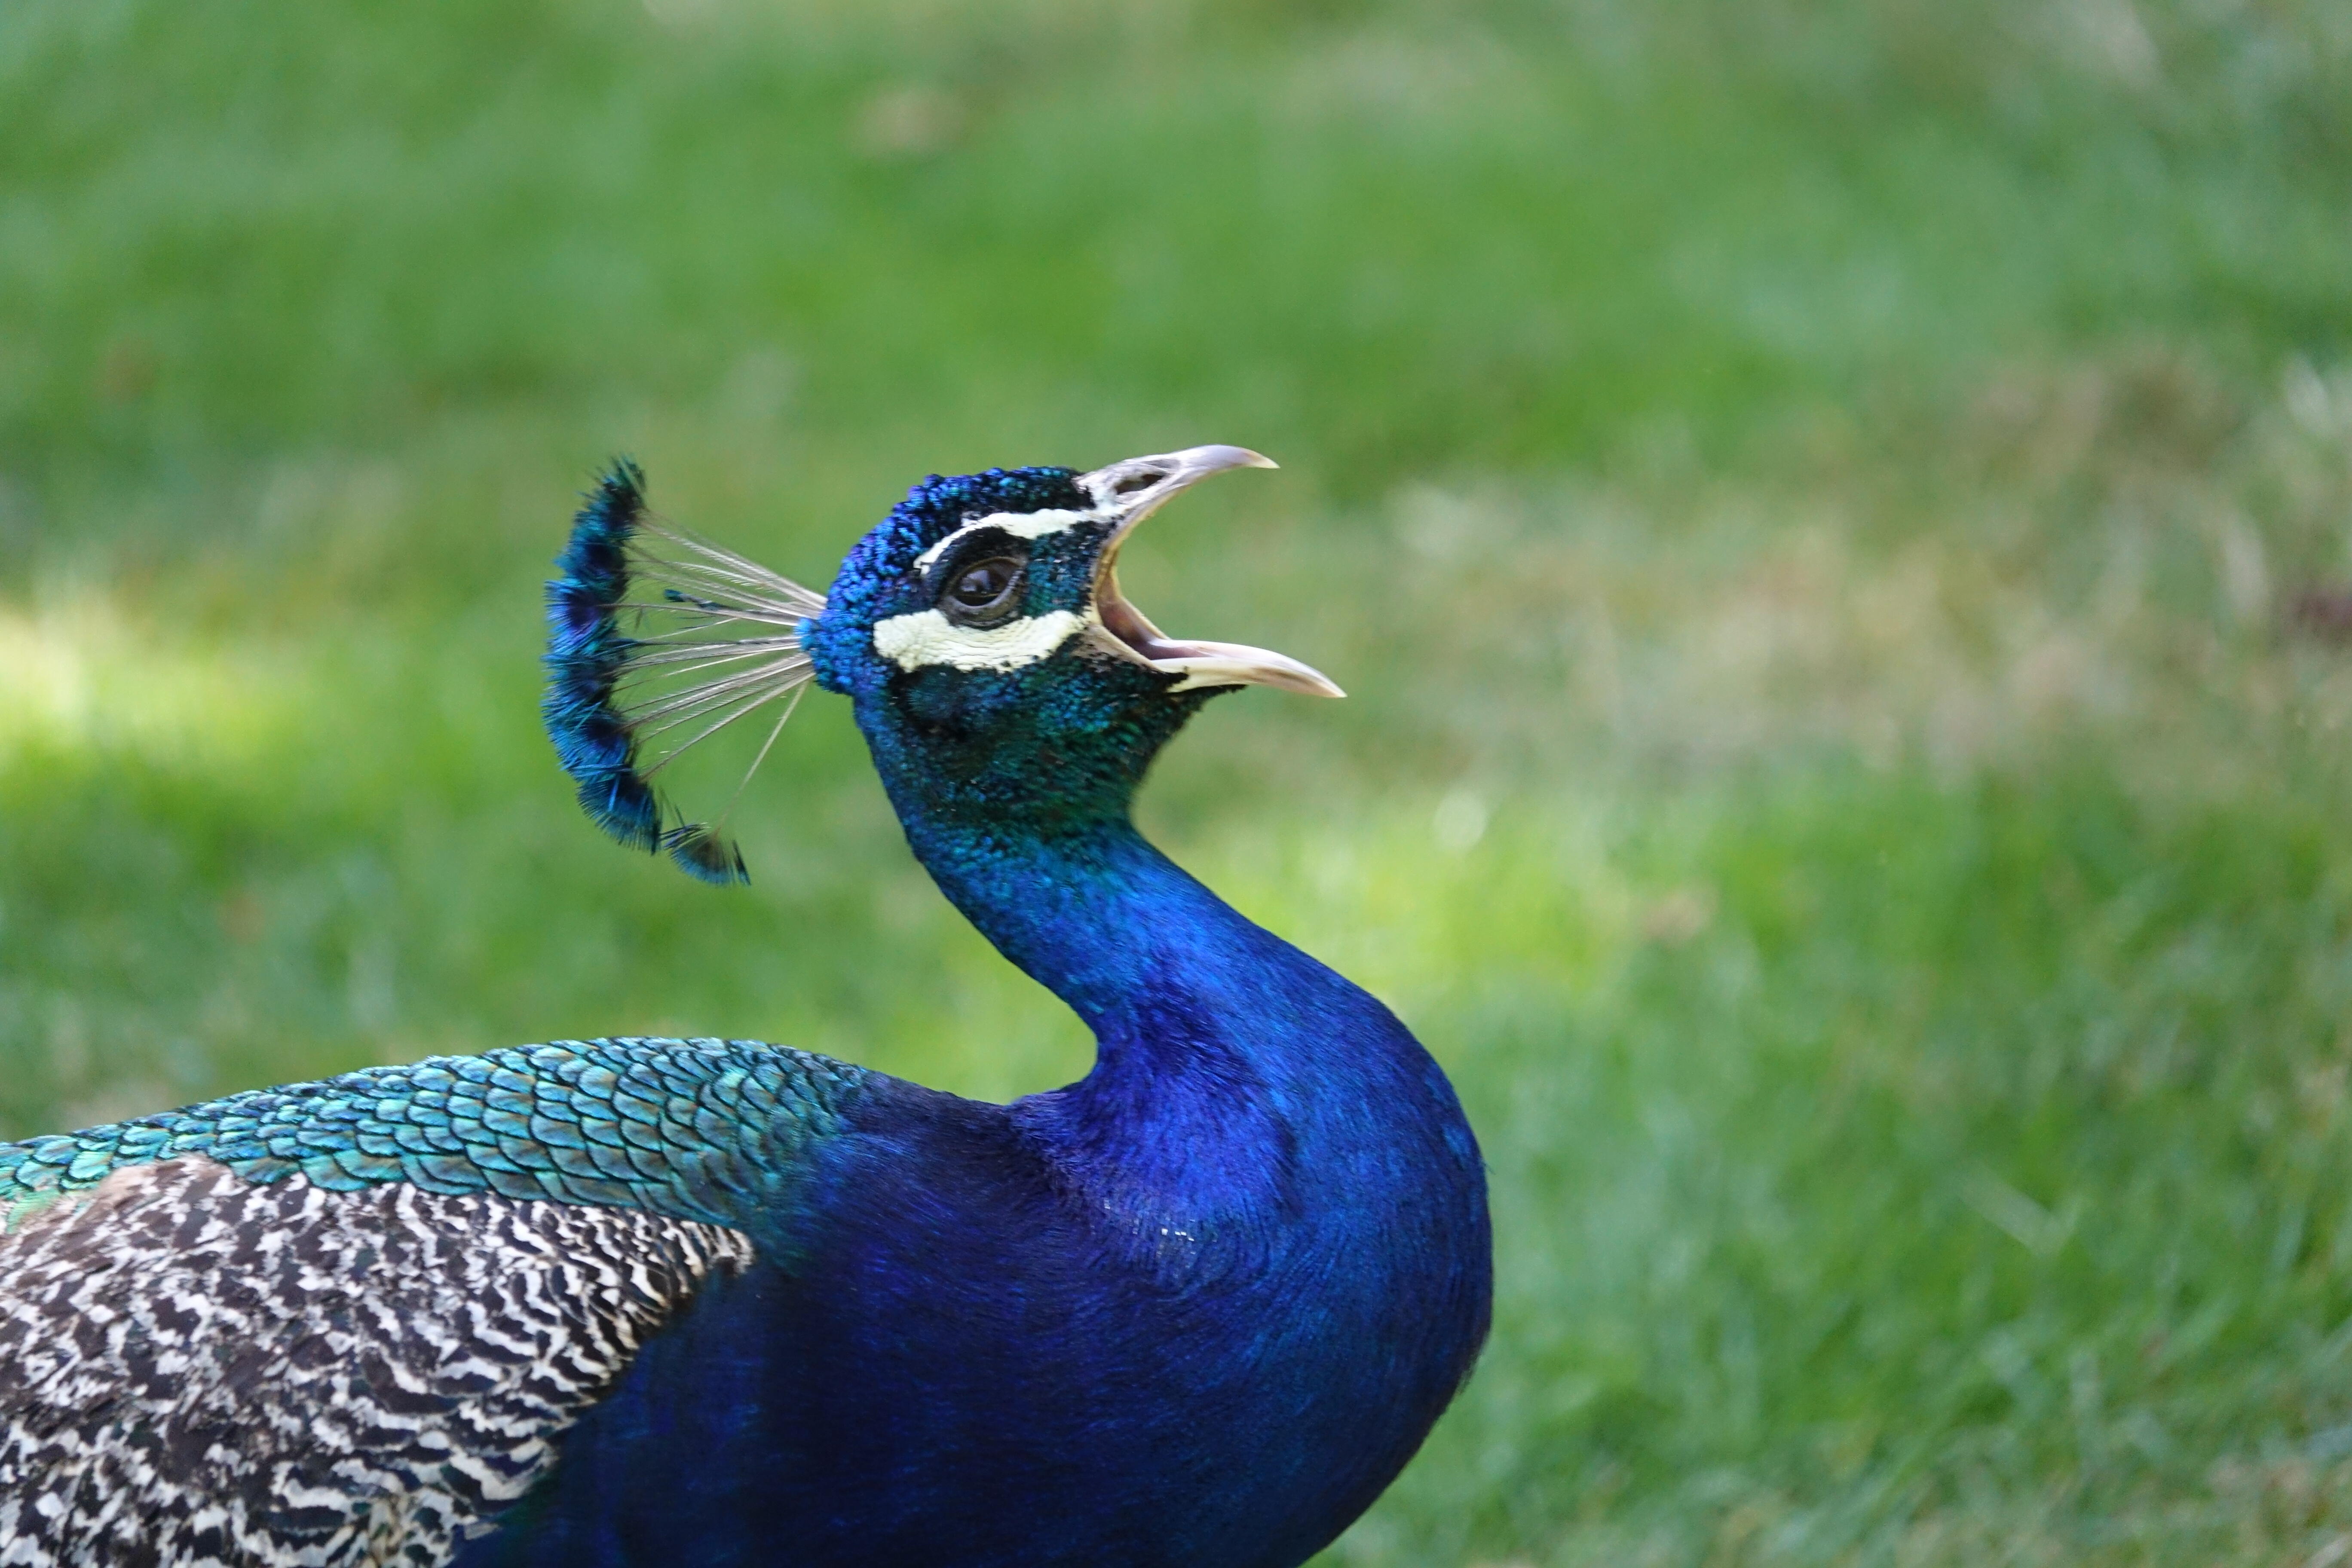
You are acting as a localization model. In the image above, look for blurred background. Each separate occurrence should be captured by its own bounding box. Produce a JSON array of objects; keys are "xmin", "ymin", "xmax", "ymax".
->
[{"xmin": 5, "ymin": 0, "xmax": 2352, "ymax": 1559}]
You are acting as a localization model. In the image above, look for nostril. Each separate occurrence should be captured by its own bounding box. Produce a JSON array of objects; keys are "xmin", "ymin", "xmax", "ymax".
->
[{"xmin": 1110, "ymin": 470, "xmax": 1162, "ymax": 497}]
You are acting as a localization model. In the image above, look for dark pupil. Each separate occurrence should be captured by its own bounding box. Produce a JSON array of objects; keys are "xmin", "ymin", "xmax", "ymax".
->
[{"xmin": 950, "ymin": 558, "xmax": 1018, "ymax": 610}]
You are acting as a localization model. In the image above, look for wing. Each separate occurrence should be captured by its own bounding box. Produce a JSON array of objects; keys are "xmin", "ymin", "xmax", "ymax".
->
[
  {"xmin": 0, "ymin": 1159, "xmax": 750, "ymax": 1567},
  {"xmin": 0, "ymin": 1037, "xmax": 870, "ymax": 1568}
]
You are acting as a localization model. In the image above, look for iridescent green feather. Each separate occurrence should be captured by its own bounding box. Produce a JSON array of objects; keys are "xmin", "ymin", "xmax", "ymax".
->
[{"xmin": 0, "ymin": 1037, "xmax": 868, "ymax": 1235}]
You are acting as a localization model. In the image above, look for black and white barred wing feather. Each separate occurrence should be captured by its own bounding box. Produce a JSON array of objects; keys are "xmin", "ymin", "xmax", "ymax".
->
[{"xmin": 0, "ymin": 1159, "xmax": 750, "ymax": 1567}]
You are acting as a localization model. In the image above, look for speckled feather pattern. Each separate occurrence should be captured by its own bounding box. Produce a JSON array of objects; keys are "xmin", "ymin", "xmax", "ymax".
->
[
  {"xmin": 0, "ymin": 1158, "xmax": 753, "ymax": 1566},
  {"xmin": 0, "ymin": 1037, "xmax": 866, "ymax": 1236}
]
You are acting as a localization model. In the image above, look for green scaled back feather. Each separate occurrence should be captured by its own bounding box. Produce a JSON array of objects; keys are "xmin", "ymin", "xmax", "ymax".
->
[{"xmin": 0, "ymin": 1038, "xmax": 869, "ymax": 1236}]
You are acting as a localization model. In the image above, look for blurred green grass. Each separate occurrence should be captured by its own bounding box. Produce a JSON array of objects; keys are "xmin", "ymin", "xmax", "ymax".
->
[{"xmin": 7, "ymin": 0, "xmax": 2352, "ymax": 1560}]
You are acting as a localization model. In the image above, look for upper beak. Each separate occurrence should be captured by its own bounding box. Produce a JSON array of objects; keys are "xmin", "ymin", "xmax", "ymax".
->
[{"xmin": 1075, "ymin": 445, "xmax": 1345, "ymax": 700}]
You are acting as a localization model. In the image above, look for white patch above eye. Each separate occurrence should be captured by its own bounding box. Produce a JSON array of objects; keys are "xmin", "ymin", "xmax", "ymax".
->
[
  {"xmin": 872, "ymin": 608, "xmax": 1087, "ymax": 672},
  {"xmin": 912, "ymin": 508, "xmax": 1104, "ymax": 571}
]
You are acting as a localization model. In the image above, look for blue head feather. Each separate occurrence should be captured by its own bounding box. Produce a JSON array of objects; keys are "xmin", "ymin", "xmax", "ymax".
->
[
  {"xmin": 803, "ymin": 466, "xmax": 1222, "ymax": 843},
  {"xmin": 802, "ymin": 465, "xmax": 1087, "ymax": 697}
]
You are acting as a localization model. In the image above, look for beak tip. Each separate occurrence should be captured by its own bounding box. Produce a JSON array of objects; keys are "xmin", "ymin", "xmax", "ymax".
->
[{"xmin": 1180, "ymin": 444, "xmax": 1277, "ymax": 476}]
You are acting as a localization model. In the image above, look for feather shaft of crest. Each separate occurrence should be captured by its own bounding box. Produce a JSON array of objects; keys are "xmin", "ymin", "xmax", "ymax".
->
[
  {"xmin": 628, "ymin": 598, "xmax": 808, "ymax": 624},
  {"xmin": 658, "ymin": 559, "xmax": 799, "ymax": 598},
  {"xmin": 643, "ymin": 531, "xmax": 825, "ymax": 607},
  {"xmin": 541, "ymin": 459, "xmax": 825, "ymax": 882},
  {"xmin": 640, "ymin": 603, "xmax": 802, "ymax": 623},
  {"xmin": 623, "ymin": 662, "xmax": 810, "ymax": 734},
  {"xmin": 628, "ymin": 614, "xmax": 805, "ymax": 642},
  {"xmin": 619, "ymin": 662, "xmax": 801, "ymax": 712},
  {"xmin": 657, "ymin": 682, "xmax": 807, "ymax": 884},
  {"xmin": 735, "ymin": 683, "xmax": 806, "ymax": 800},
  {"xmin": 664, "ymin": 531, "xmax": 820, "ymax": 591},
  {"xmin": 620, "ymin": 640, "xmax": 806, "ymax": 672},
  {"xmin": 636, "ymin": 679, "xmax": 805, "ymax": 772}
]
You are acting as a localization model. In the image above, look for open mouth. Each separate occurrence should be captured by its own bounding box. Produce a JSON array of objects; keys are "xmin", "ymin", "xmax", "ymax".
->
[{"xmin": 1077, "ymin": 446, "xmax": 1345, "ymax": 700}]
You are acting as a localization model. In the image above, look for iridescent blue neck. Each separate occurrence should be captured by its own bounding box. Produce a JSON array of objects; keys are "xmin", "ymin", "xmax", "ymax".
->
[
  {"xmin": 858, "ymin": 695, "xmax": 1349, "ymax": 1198},
  {"xmin": 851, "ymin": 669, "xmax": 1457, "ymax": 1228},
  {"xmin": 898, "ymin": 810, "xmax": 1225, "ymax": 1026},
  {"xmin": 848, "ymin": 683, "xmax": 1234, "ymax": 1027},
  {"xmin": 901, "ymin": 801, "xmax": 1330, "ymax": 1218}
]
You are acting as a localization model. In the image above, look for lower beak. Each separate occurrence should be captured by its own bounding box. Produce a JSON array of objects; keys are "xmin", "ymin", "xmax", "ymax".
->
[{"xmin": 1075, "ymin": 445, "xmax": 1345, "ymax": 700}]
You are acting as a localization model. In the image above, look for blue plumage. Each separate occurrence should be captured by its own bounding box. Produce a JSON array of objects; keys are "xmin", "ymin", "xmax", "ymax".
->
[
  {"xmin": 542, "ymin": 460, "xmax": 821, "ymax": 884},
  {"xmin": 542, "ymin": 460, "xmax": 665, "ymax": 855},
  {"xmin": 0, "ymin": 446, "xmax": 1489, "ymax": 1568}
]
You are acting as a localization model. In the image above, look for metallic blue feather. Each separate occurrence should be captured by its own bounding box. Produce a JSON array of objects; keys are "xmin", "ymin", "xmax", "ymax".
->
[
  {"xmin": 543, "ymin": 460, "xmax": 665, "ymax": 854},
  {"xmin": 542, "ymin": 461, "xmax": 824, "ymax": 883}
]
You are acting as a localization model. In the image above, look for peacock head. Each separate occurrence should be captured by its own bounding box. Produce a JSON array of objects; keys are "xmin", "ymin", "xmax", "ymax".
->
[{"xmin": 544, "ymin": 447, "xmax": 1338, "ymax": 883}]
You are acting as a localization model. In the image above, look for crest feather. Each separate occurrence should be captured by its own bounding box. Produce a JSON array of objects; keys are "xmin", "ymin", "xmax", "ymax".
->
[{"xmin": 542, "ymin": 459, "xmax": 825, "ymax": 883}]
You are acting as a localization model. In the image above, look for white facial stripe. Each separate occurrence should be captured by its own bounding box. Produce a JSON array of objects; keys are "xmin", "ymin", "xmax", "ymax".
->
[
  {"xmin": 871, "ymin": 609, "xmax": 1087, "ymax": 672},
  {"xmin": 912, "ymin": 508, "xmax": 1105, "ymax": 571}
]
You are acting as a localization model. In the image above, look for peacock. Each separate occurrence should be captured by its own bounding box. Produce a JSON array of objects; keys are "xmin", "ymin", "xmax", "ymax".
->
[{"xmin": 0, "ymin": 446, "xmax": 1491, "ymax": 1567}]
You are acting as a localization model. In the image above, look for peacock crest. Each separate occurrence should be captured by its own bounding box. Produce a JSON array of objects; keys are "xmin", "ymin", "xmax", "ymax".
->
[{"xmin": 541, "ymin": 459, "xmax": 827, "ymax": 883}]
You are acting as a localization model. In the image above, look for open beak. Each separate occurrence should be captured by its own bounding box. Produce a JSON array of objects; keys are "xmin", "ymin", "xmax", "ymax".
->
[{"xmin": 1076, "ymin": 444, "xmax": 1345, "ymax": 699}]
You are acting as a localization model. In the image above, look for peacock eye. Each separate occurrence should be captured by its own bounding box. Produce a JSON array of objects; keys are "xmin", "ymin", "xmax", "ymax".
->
[{"xmin": 942, "ymin": 557, "xmax": 1023, "ymax": 623}]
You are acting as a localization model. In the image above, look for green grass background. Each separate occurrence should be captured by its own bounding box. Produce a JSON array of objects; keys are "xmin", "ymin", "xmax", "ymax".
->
[{"xmin": 7, "ymin": 0, "xmax": 2352, "ymax": 1559}]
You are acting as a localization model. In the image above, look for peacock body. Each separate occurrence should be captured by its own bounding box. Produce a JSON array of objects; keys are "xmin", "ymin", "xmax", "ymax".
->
[{"xmin": 0, "ymin": 448, "xmax": 1491, "ymax": 1567}]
